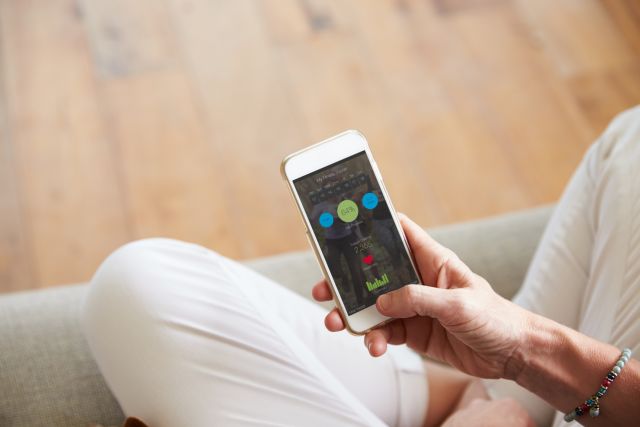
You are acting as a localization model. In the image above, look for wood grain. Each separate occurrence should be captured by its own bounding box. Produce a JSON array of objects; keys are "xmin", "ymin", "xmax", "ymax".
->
[
  {"xmin": 169, "ymin": 0, "xmax": 309, "ymax": 257},
  {"xmin": 515, "ymin": 0, "xmax": 637, "ymax": 78},
  {"xmin": 84, "ymin": 0, "xmax": 241, "ymax": 256},
  {"xmin": 342, "ymin": 0, "xmax": 530, "ymax": 222},
  {"xmin": 0, "ymin": 35, "xmax": 33, "ymax": 292},
  {"xmin": 601, "ymin": 0, "xmax": 640, "ymax": 56},
  {"xmin": 81, "ymin": 0, "xmax": 178, "ymax": 78},
  {"xmin": 1, "ymin": 0, "xmax": 640, "ymax": 292},
  {"xmin": 0, "ymin": 0, "xmax": 130, "ymax": 288}
]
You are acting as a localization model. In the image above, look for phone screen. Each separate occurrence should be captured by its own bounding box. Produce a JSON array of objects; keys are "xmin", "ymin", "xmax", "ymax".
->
[{"xmin": 293, "ymin": 151, "xmax": 419, "ymax": 315}]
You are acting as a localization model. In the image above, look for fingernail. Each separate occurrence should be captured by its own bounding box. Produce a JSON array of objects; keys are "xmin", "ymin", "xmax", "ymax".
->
[{"xmin": 367, "ymin": 341, "xmax": 372, "ymax": 352}]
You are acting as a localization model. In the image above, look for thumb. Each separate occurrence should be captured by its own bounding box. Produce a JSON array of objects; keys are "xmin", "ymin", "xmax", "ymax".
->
[
  {"xmin": 398, "ymin": 213, "xmax": 451, "ymax": 285},
  {"xmin": 376, "ymin": 284, "xmax": 454, "ymax": 319}
]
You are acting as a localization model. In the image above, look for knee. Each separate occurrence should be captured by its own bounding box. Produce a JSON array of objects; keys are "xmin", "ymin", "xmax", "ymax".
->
[
  {"xmin": 595, "ymin": 105, "xmax": 640, "ymax": 161},
  {"xmin": 87, "ymin": 238, "xmax": 165, "ymax": 300},
  {"xmin": 82, "ymin": 238, "xmax": 232, "ymax": 362},
  {"xmin": 605, "ymin": 105, "xmax": 640, "ymax": 138},
  {"xmin": 82, "ymin": 238, "xmax": 206, "ymax": 339},
  {"xmin": 83, "ymin": 238, "xmax": 227, "ymax": 327}
]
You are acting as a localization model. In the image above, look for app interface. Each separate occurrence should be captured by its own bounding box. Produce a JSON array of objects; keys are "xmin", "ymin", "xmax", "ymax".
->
[{"xmin": 294, "ymin": 151, "xmax": 419, "ymax": 315}]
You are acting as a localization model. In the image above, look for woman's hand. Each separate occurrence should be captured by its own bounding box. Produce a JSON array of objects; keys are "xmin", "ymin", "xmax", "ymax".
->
[{"xmin": 312, "ymin": 214, "xmax": 532, "ymax": 380}]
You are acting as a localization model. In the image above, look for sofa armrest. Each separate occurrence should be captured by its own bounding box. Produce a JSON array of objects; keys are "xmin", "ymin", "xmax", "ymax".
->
[{"xmin": 428, "ymin": 205, "xmax": 554, "ymax": 299}]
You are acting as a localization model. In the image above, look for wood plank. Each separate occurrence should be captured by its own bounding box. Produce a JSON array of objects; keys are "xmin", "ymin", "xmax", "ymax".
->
[
  {"xmin": 169, "ymin": 0, "xmax": 309, "ymax": 257},
  {"xmin": 431, "ymin": 0, "xmax": 505, "ymax": 16},
  {"xmin": 601, "ymin": 0, "xmax": 640, "ymax": 56},
  {"xmin": 0, "ymin": 0, "xmax": 130, "ymax": 288},
  {"xmin": 98, "ymin": 70, "xmax": 241, "ymax": 256},
  {"xmin": 0, "ymin": 140, "xmax": 31, "ymax": 293},
  {"xmin": 82, "ymin": 0, "xmax": 242, "ymax": 257},
  {"xmin": 259, "ymin": 0, "xmax": 310, "ymax": 43},
  {"xmin": 0, "ymin": 41, "xmax": 33, "ymax": 292},
  {"xmin": 80, "ymin": 0, "xmax": 177, "ymax": 77},
  {"xmin": 3, "ymin": 0, "xmax": 640, "ymax": 292},
  {"xmin": 339, "ymin": 0, "xmax": 531, "ymax": 224},
  {"xmin": 568, "ymin": 62, "xmax": 640, "ymax": 136},
  {"xmin": 414, "ymin": 3, "xmax": 593, "ymax": 205},
  {"xmin": 515, "ymin": 0, "xmax": 637, "ymax": 77},
  {"xmin": 398, "ymin": 1, "xmax": 588, "ymax": 208},
  {"xmin": 261, "ymin": 4, "xmax": 444, "ymax": 227}
]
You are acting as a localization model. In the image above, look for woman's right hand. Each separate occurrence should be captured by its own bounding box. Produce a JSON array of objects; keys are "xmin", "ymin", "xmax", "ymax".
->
[{"xmin": 312, "ymin": 214, "xmax": 534, "ymax": 381}]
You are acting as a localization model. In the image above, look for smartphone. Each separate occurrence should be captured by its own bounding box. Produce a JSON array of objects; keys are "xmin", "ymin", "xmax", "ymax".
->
[{"xmin": 281, "ymin": 130, "xmax": 421, "ymax": 334}]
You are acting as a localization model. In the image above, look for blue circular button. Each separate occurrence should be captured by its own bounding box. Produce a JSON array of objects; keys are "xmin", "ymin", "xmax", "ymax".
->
[
  {"xmin": 319, "ymin": 212, "xmax": 334, "ymax": 228},
  {"xmin": 362, "ymin": 192, "xmax": 379, "ymax": 210}
]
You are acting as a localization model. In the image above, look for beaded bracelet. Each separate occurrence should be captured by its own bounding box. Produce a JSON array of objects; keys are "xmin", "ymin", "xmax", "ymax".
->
[{"xmin": 564, "ymin": 348, "xmax": 633, "ymax": 422}]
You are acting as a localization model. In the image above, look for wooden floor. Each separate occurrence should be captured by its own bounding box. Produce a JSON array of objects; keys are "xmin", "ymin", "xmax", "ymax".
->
[{"xmin": 1, "ymin": 0, "xmax": 640, "ymax": 293}]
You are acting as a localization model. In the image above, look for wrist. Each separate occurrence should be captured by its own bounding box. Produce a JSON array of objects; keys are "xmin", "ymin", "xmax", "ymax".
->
[
  {"xmin": 501, "ymin": 307, "xmax": 552, "ymax": 382},
  {"xmin": 505, "ymin": 310, "xmax": 623, "ymax": 414},
  {"xmin": 505, "ymin": 311, "xmax": 570, "ymax": 385}
]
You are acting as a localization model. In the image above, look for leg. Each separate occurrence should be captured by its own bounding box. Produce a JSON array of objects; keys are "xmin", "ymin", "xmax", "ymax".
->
[
  {"xmin": 83, "ymin": 238, "xmax": 427, "ymax": 427},
  {"xmin": 483, "ymin": 106, "xmax": 640, "ymax": 426}
]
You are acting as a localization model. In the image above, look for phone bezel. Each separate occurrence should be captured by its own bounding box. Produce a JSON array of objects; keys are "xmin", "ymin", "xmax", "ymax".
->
[{"xmin": 281, "ymin": 130, "xmax": 421, "ymax": 335}]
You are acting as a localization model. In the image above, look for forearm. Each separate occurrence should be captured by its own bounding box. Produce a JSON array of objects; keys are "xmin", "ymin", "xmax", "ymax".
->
[{"xmin": 508, "ymin": 311, "xmax": 640, "ymax": 426}]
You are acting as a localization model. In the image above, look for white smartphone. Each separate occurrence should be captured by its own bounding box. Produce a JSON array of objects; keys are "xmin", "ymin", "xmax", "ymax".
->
[{"xmin": 281, "ymin": 130, "xmax": 422, "ymax": 334}]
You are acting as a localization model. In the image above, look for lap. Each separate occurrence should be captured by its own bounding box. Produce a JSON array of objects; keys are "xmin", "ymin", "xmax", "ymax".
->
[{"xmin": 83, "ymin": 238, "xmax": 426, "ymax": 427}]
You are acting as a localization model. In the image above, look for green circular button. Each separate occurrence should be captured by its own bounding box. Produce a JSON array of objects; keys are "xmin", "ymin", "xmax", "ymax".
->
[{"xmin": 337, "ymin": 199, "xmax": 359, "ymax": 223}]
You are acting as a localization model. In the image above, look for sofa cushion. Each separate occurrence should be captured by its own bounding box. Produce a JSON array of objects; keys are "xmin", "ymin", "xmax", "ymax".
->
[{"xmin": 0, "ymin": 284, "xmax": 124, "ymax": 427}]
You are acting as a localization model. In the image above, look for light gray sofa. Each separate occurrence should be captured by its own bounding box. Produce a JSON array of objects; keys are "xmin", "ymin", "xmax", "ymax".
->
[{"xmin": 0, "ymin": 206, "xmax": 553, "ymax": 427}]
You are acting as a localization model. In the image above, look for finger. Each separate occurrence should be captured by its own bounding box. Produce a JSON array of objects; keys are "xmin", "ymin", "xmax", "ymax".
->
[
  {"xmin": 398, "ymin": 213, "xmax": 451, "ymax": 285},
  {"xmin": 324, "ymin": 308, "xmax": 345, "ymax": 332},
  {"xmin": 364, "ymin": 320, "xmax": 408, "ymax": 356},
  {"xmin": 364, "ymin": 328, "xmax": 389, "ymax": 357},
  {"xmin": 376, "ymin": 284, "xmax": 454, "ymax": 319},
  {"xmin": 383, "ymin": 320, "xmax": 409, "ymax": 345},
  {"xmin": 312, "ymin": 279, "xmax": 332, "ymax": 302}
]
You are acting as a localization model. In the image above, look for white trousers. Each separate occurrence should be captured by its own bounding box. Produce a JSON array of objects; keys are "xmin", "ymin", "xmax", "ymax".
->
[
  {"xmin": 84, "ymin": 107, "xmax": 640, "ymax": 427},
  {"xmin": 83, "ymin": 241, "xmax": 427, "ymax": 427},
  {"xmin": 485, "ymin": 106, "xmax": 640, "ymax": 427}
]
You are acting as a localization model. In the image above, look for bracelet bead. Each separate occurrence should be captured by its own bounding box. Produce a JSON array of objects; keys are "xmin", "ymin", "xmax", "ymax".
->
[
  {"xmin": 564, "ymin": 411, "xmax": 577, "ymax": 422},
  {"xmin": 564, "ymin": 348, "xmax": 633, "ymax": 422}
]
